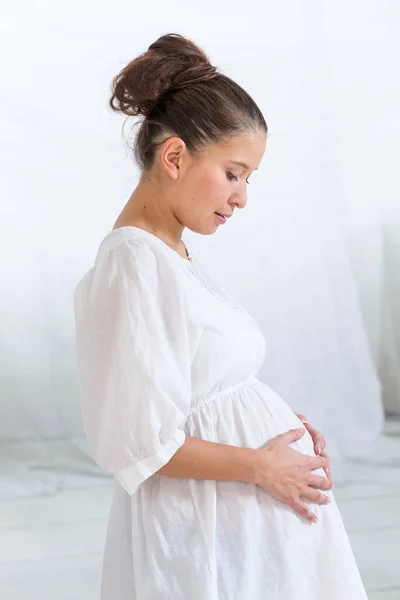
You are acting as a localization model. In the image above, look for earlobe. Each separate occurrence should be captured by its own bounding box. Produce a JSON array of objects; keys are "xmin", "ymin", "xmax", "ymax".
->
[
  {"xmin": 166, "ymin": 157, "xmax": 180, "ymax": 180},
  {"xmin": 163, "ymin": 159, "xmax": 179, "ymax": 180}
]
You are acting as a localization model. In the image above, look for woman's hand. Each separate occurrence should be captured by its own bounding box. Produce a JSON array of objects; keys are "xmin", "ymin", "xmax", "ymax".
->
[
  {"xmin": 255, "ymin": 427, "xmax": 333, "ymax": 524},
  {"xmin": 294, "ymin": 413, "xmax": 332, "ymax": 483}
]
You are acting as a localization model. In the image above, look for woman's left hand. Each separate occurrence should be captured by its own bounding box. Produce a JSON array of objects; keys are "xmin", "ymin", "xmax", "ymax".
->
[{"xmin": 294, "ymin": 413, "xmax": 332, "ymax": 484}]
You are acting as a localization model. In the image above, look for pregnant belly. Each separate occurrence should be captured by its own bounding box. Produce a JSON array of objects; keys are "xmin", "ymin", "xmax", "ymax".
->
[{"xmin": 185, "ymin": 377, "xmax": 317, "ymax": 459}]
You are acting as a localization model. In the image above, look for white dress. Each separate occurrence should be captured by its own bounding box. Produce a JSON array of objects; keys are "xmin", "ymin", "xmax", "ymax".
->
[{"xmin": 73, "ymin": 226, "xmax": 368, "ymax": 600}]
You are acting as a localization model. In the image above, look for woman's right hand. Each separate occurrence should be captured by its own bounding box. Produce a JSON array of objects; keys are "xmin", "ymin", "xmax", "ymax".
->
[{"xmin": 255, "ymin": 427, "xmax": 333, "ymax": 523}]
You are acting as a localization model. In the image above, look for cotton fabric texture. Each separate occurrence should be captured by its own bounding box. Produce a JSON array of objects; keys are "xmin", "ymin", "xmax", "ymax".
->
[{"xmin": 73, "ymin": 226, "xmax": 368, "ymax": 600}]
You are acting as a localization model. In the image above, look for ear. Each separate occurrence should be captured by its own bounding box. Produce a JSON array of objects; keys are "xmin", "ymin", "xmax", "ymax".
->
[{"xmin": 160, "ymin": 137, "xmax": 186, "ymax": 180}]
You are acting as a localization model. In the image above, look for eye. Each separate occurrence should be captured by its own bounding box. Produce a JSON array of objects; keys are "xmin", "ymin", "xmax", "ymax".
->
[
  {"xmin": 227, "ymin": 172, "xmax": 238, "ymax": 182},
  {"xmin": 227, "ymin": 172, "xmax": 251, "ymax": 184}
]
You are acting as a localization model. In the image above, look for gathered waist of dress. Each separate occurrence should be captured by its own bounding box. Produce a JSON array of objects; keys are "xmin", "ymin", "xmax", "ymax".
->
[{"xmin": 187, "ymin": 374, "xmax": 259, "ymax": 418}]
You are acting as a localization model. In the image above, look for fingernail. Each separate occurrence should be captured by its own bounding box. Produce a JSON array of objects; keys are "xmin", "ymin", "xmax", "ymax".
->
[{"xmin": 316, "ymin": 447, "xmax": 321, "ymax": 455}]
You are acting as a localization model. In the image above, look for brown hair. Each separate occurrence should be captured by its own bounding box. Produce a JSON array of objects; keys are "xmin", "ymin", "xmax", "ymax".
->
[{"xmin": 109, "ymin": 33, "xmax": 268, "ymax": 174}]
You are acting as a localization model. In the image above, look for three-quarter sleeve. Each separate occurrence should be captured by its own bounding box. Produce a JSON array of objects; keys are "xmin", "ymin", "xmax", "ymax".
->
[{"xmin": 73, "ymin": 238, "xmax": 193, "ymax": 495}]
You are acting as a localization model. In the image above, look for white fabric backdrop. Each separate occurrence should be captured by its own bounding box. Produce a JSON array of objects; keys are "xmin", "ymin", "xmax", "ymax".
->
[{"xmin": 1, "ymin": 0, "xmax": 399, "ymax": 498}]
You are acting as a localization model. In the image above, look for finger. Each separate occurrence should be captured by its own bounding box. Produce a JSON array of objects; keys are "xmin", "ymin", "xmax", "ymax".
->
[
  {"xmin": 304, "ymin": 423, "xmax": 326, "ymax": 455},
  {"xmin": 314, "ymin": 433, "xmax": 326, "ymax": 454},
  {"xmin": 308, "ymin": 474, "xmax": 333, "ymax": 491},
  {"xmin": 291, "ymin": 498, "xmax": 318, "ymax": 523},
  {"xmin": 320, "ymin": 450, "xmax": 332, "ymax": 482},
  {"xmin": 323, "ymin": 465, "xmax": 332, "ymax": 482},
  {"xmin": 314, "ymin": 439, "xmax": 325, "ymax": 456},
  {"xmin": 300, "ymin": 487, "xmax": 331, "ymax": 506},
  {"xmin": 277, "ymin": 427, "xmax": 306, "ymax": 445},
  {"xmin": 296, "ymin": 413, "xmax": 308, "ymax": 423},
  {"xmin": 308, "ymin": 455, "xmax": 329, "ymax": 471}
]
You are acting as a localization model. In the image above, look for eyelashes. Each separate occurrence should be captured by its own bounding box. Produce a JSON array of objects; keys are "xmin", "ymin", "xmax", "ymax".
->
[{"xmin": 227, "ymin": 172, "xmax": 251, "ymax": 184}]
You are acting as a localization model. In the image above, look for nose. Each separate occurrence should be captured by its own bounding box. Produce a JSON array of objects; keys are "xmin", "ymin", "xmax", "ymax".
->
[{"xmin": 229, "ymin": 187, "xmax": 247, "ymax": 211}]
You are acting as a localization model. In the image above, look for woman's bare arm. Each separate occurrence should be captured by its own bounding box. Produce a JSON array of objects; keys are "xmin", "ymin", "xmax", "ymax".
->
[
  {"xmin": 157, "ymin": 434, "xmax": 259, "ymax": 483},
  {"xmin": 156, "ymin": 430, "xmax": 332, "ymax": 523}
]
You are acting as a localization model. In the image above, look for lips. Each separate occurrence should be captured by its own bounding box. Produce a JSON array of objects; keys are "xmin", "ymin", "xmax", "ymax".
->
[
  {"xmin": 215, "ymin": 212, "xmax": 228, "ymax": 224},
  {"xmin": 215, "ymin": 212, "xmax": 232, "ymax": 218}
]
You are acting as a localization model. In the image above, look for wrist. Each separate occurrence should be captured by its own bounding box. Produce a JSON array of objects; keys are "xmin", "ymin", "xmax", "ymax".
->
[{"xmin": 235, "ymin": 446, "xmax": 265, "ymax": 485}]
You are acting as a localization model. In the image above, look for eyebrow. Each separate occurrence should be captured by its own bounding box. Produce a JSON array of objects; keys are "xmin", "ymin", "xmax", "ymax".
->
[{"xmin": 229, "ymin": 160, "xmax": 258, "ymax": 171}]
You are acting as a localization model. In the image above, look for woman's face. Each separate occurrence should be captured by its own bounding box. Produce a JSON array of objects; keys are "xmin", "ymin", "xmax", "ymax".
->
[{"xmin": 163, "ymin": 130, "xmax": 267, "ymax": 235}]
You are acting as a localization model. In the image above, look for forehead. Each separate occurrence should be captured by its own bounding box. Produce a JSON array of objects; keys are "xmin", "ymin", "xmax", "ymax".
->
[{"xmin": 205, "ymin": 131, "xmax": 266, "ymax": 168}]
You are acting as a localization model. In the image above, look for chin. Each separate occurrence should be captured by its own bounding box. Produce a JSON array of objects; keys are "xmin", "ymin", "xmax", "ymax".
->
[{"xmin": 185, "ymin": 223, "xmax": 218, "ymax": 236}]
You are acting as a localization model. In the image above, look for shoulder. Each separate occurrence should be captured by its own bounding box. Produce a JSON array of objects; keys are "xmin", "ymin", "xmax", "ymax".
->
[
  {"xmin": 92, "ymin": 228, "xmax": 191, "ymax": 292},
  {"xmin": 98, "ymin": 235, "xmax": 157, "ymax": 277},
  {"xmin": 97, "ymin": 228, "xmax": 154, "ymax": 263},
  {"xmin": 96, "ymin": 227, "xmax": 191, "ymax": 272},
  {"xmin": 75, "ymin": 227, "xmax": 191, "ymax": 306}
]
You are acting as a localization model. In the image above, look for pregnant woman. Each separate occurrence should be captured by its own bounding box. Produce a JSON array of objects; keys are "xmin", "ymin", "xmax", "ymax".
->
[{"xmin": 73, "ymin": 33, "xmax": 368, "ymax": 599}]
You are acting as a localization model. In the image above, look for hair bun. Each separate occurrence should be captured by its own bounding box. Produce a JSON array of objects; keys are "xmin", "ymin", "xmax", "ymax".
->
[{"xmin": 109, "ymin": 33, "xmax": 219, "ymax": 118}]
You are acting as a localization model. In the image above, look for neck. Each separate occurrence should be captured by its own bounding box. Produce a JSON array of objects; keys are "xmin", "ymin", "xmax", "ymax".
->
[{"xmin": 116, "ymin": 177, "xmax": 185, "ymax": 248}]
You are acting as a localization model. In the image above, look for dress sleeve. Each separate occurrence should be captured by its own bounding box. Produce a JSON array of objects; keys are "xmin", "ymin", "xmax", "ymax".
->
[{"xmin": 73, "ymin": 239, "xmax": 193, "ymax": 495}]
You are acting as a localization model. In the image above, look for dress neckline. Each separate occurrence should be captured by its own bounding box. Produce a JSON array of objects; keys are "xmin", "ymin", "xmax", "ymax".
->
[{"xmin": 106, "ymin": 225, "xmax": 194, "ymax": 266}]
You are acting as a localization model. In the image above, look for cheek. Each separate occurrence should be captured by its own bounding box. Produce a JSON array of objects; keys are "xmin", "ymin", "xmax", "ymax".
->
[{"xmin": 200, "ymin": 171, "xmax": 227, "ymax": 199}]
